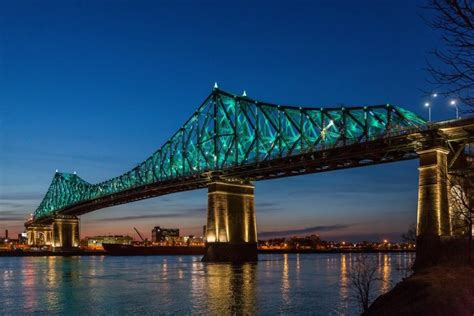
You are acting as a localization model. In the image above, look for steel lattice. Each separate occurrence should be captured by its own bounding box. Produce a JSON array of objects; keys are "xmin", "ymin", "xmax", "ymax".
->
[{"xmin": 33, "ymin": 88, "xmax": 426, "ymax": 219}]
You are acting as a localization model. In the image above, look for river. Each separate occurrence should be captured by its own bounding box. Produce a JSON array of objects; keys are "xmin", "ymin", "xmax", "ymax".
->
[{"xmin": 0, "ymin": 253, "xmax": 414, "ymax": 315}]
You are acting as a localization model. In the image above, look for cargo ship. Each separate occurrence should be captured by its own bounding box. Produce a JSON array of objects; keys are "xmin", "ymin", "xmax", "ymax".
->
[{"xmin": 103, "ymin": 243, "xmax": 205, "ymax": 256}]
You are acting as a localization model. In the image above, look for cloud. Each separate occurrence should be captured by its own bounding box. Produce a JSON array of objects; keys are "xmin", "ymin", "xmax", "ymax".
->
[
  {"xmin": 0, "ymin": 209, "xmax": 28, "ymax": 221},
  {"xmin": 255, "ymin": 201, "xmax": 282, "ymax": 212},
  {"xmin": 0, "ymin": 211, "xmax": 28, "ymax": 221},
  {"xmin": 0, "ymin": 193, "xmax": 43, "ymax": 200},
  {"xmin": 93, "ymin": 207, "xmax": 205, "ymax": 222},
  {"xmin": 259, "ymin": 224, "xmax": 352, "ymax": 238},
  {"xmin": 1, "ymin": 144, "xmax": 120, "ymax": 165},
  {"xmin": 0, "ymin": 216, "xmax": 27, "ymax": 221},
  {"xmin": 0, "ymin": 202, "xmax": 24, "ymax": 208},
  {"xmin": 290, "ymin": 184, "xmax": 413, "ymax": 197},
  {"xmin": 256, "ymin": 202, "xmax": 277, "ymax": 207},
  {"xmin": 0, "ymin": 210, "xmax": 23, "ymax": 215}
]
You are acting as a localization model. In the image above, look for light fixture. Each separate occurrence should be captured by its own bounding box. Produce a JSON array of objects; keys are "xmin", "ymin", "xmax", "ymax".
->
[
  {"xmin": 425, "ymin": 102, "xmax": 431, "ymax": 121},
  {"xmin": 450, "ymin": 100, "xmax": 459, "ymax": 119}
]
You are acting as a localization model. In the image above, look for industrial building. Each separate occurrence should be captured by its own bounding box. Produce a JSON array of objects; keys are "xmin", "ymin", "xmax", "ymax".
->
[{"xmin": 151, "ymin": 226, "xmax": 179, "ymax": 242}]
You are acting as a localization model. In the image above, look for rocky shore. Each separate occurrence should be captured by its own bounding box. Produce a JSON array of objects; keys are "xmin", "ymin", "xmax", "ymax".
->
[{"xmin": 366, "ymin": 265, "xmax": 474, "ymax": 315}]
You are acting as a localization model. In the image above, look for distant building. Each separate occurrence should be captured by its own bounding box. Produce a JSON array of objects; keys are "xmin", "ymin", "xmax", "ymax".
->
[
  {"xmin": 84, "ymin": 235, "xmax": 133, "ymax": 249},
  {"xmin": 18, "ymin": 232, "xmax": 28, "ymax": 244},
  {"xmin": 151, "ymin": 226, "xmax": 179, "ymax": 242}
]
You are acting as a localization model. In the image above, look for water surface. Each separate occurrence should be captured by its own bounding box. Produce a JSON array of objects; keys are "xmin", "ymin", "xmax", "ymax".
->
[{"xmin": 0, "ymin": 253, "xmax": 414, "ymax": 315}]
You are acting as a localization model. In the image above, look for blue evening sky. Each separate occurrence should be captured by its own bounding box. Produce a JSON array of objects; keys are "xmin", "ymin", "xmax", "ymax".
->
[{"xmin": 0, "ymin": 1, "xmax": 454, "ymax": 241}]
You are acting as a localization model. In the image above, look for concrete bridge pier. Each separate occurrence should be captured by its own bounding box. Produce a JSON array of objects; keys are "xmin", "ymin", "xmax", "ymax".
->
[
  {"xmin": 26, "ymin": 224, "xmax": 52, "ymax": 247},
  {"xmin": 415, "ymin": 146, "xmax": 451, "ymax": 268},
  {"xmin": 416, "ymin": 147, "xmax": 451, "ymax": 237},
  {"xmin": 51, "ymin": 215, "xmax": 80, "ymax": 251},
  {"xmin": 202, "ymin": 180, "xmax": 258, "ymax": 262}
]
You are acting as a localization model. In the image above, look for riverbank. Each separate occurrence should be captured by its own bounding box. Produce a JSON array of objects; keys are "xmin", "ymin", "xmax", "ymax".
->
[
  {"xmin": 259, "ymin": 249, "xmax": 414, "ymax": 254},
  {"xmin": 0, "ymin": 248, "xmax": 414, "ymax": 257},
  {"xmin": 367, "ymin": 265, "xmax": 474, "ymax": 315},
  {"xmin": 0, "ymin": 250, "xmax": 105, "ymax": 257}
]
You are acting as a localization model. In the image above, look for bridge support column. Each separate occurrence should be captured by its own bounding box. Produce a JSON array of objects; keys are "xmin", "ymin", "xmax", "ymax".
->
[
  {"xmin": 415, "ymin": 147, "xmax": 451, "ymax": 268},
  {"xmin": 416, "ymin": 147, "xmax": 451, "ymax": 237},
  {"xmin": 202, "ymin": 180, "xmax": 258, "ymax": 262},
  {"xmin": 26, "ymin": 224, "xmax": 52, "ymax": 247},
  {"xmin": 52, "ymin": 215, "xmax": 80, "ymax": 251}
]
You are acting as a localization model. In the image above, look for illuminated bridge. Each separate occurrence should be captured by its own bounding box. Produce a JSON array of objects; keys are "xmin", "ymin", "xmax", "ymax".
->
[{"xmin": 26, "ymin": 87, "xmax": 474, "ymax": 261}]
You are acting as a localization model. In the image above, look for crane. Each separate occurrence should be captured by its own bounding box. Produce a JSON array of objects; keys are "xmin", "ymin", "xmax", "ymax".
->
[{"xmin": 133, "ymin": 227, "xmax": 146, "ymax": 243}]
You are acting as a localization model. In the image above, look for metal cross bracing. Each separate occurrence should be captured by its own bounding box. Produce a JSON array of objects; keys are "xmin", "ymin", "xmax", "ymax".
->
[{"xmin": 32, "ymin": 88, "xmax": 427, "ymax": 221}]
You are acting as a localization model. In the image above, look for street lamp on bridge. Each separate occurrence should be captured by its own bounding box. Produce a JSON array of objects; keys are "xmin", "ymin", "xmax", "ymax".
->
[
  {"xmin": 450, "ymin": 100, "xmax": 459, "ymax": 119},
  {"xmin": 424, "ymin": 93, "xmax": 437, "ymax": 122},
  {"xmin": 424, "ymin": 102, "xmax": 431, "ymax": 122}
]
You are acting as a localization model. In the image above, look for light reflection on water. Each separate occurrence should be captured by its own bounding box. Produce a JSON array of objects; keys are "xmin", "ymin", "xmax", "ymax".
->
[
  {"xmin": 0, "ymin": 253, "xmax": 414, "ymax": 315},
  {"xmin": 339, "ymin": 253, "xmax": 348, "ymax": 302}
]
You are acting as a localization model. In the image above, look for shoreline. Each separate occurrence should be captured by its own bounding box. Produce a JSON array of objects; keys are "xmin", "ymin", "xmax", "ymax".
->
[
  {"xmin": 258, "ymin": 249, "xmax": 414, "ymax": 254},
  {"xmin": 367, "ymin": 265, "xmax": 474, "ymax": 315},
  {"xmin": 0, "ymin": 248, "xmax": 414, "ymax": 257}
]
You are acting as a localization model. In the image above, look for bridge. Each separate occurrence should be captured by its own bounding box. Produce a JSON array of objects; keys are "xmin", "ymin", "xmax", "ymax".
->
[{"xmin": 25, "ymin": 87, "xmax": 474, "ymax": 261}]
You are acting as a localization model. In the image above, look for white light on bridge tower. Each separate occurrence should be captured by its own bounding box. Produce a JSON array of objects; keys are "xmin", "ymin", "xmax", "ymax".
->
[
  {"xmin": 242, "ymin": 90, "xmax": 247, "ymax": 97},
  {"xmin": 214, "ymin": 82, "xmax": 218, "ymax": 89},
  {"xmin": 55, "ymin": 169, "xmax": 58, "ymax": 173}
]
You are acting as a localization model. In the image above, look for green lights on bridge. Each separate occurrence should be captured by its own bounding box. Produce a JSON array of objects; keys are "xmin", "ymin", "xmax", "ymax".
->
[{"xmin": 33, "ymin": 88, "xmax": 426, "ymax": 219}]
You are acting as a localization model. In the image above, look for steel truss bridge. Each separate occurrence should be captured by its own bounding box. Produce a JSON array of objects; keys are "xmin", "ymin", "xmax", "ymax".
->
[{"xmin": 29, "ymin": 87, "xmax": 437, "ymax": 225}]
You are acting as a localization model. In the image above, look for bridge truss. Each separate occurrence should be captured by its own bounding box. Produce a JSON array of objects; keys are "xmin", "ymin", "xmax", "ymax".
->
[{"xmin": 32, "ymin": 88, "xmax": 426, "ymax": 221}]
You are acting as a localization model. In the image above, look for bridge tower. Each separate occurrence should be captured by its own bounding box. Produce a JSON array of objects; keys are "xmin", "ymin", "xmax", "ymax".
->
[
  {"xmin": 25, "ymin": 215, "xmax": 80, "ymax": 250},
  {"xmin": 415, "ymin": 124, "xmax": 474, "ymax": 267},
  {"xmin": 26, "ymin": 224, "xmax": 53, "ymax": 247},
  {"xmin": 51, "ymin": 215, "xmax": 80, "ymax": 251},
  {"xmin": 416, "ymin": 146, "xmax": 451, "ymax": 237},
  {"xmin": 202, "ymin": 179, "xmax": 258, "ymax": 262}
]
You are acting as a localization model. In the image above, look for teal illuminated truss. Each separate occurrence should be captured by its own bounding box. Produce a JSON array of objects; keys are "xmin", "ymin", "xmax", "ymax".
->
[{"xmin": 33, "ymin": 88, "xmax": 426, "ymax": 219}]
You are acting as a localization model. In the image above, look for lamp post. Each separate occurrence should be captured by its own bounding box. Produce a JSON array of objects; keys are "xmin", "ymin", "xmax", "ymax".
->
[
  {"xmin": 450, "ymin": 100, "xmax": 459, "ymax": 119},
  {"xmin": 424, "ymin": 102, "xmax": 431, "ymax": 121},
  {"xmin": 423, "ymin": 93, "xmax": 436, "ymax": 122}
]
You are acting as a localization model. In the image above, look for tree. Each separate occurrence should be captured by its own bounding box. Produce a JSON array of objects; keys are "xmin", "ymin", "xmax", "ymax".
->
[
  {"xmin": 348, "ymin": 255, "xmax": 381, "ymax": 313},
  {"xmin": 401, "ymin": 223, "xmax": 417, "ymax": 243},
  {"xmin": 424, "ymin": 0, "xmax": 474, "ymax": 111},
  {"xmin": 447, "ymin": 171, "xmax": 473, "ymax": 264}
]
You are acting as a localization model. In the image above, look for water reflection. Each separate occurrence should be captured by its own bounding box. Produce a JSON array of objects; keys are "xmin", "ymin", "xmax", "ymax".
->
[
  {"xmin": 281, "ymin": 254, "xmax": 291, "ymax": 306},
  {"xmin": 380, "ymin": 254, "xmax": 391, "ymax": 293},
  {"xmin": 205, "ymin": 263, "xmax": 257, "ymax": 315},
  {"xmin": 339, "ymin": 254, "xmax": 348, "ymax": 300},
  {"xmin": 46, "ymin": 257, "xmax": 58, "ymax": 309},
  {"xmin": 295, "ymin": 253, "xmax": 301, "ymax": 288},
  {"xmin": 21, "ymin": 259, "xmax": 36, "ymax": 310},
  {"xmin": 0, "ymin": 253, "xmax": 415, "ymax": 315}
]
